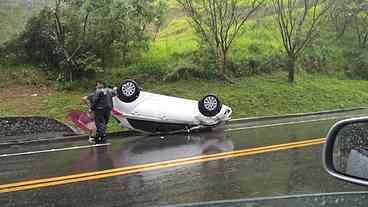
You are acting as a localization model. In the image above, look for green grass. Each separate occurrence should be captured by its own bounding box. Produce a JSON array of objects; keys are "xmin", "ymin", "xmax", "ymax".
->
[
  {"xmin": 142, "ymin": 72, "xmax": 368, "ymax": 118},
  {"xmin": 232, "ymin": 16, "xmax": 281, "ymax": 61},
  {"xmin": 0, "ymin": 64, "xmax": 48, "ymax": 87},
  {"xmin": 0, "ymin": 86, "xmax": 123, "ymax": 133},
  {"xmin": 144, "ymin": 17, "xmax": 197, "ymax": 65},
  {"xmin": 2, "ymin": 71, "xmax": 368, "ymax": 133},
  {"xmin": 144, "ymin": 14, "xmax": 282, "ymax": 70},
  {"xmin": 167, "ymin": 0, "xmax": 274, "ymax": 9}
]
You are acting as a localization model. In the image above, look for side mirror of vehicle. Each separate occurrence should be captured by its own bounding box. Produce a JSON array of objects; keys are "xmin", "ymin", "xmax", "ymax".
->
[{"xmin": 323, "ymin": 117, "xmax": 368, "ymax": 185}]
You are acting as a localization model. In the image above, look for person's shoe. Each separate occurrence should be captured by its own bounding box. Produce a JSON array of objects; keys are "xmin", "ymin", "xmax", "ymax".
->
[
  {"xmin": 88, "ymin": 136, "xmax": 96, "ymax": 144},
  {"xmin": 100, "ymin": 136, "xmax": 107, "ymax": 144},
  {"xmin": 95, "ymin": 137, "xmax": 104, "ymax": 144}
]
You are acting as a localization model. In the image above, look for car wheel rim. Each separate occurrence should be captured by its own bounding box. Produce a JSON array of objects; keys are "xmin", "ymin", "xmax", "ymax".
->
[
  {"xmin": 203, "ymin": 96, "xmax": 218, "ymax": 111},
  {"xmin": 121, "ymin": 82, "xmax": 136, "ymax": 97}
]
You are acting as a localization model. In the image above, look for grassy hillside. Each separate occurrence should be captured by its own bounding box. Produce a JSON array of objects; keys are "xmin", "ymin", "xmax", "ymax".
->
[
  {"xmin": 0, "ymin": 0, "xmax": 52, "ymax": 44},
  {"xmin": 143, "ymin": 14, "xmax": 282, "ymax": 75},
  {"xmin": 1, "ymin": 70, "xmax": 367, "ymax": 132}
]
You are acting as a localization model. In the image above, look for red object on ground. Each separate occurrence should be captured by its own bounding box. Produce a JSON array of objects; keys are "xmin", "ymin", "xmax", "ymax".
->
[
  {"xmin": 112, "ymin": 108, "xmax": 123, "ymax": 116},
  {"xmin": 68, "ymin": 110, "xmax": 96, "ymax": 133}
]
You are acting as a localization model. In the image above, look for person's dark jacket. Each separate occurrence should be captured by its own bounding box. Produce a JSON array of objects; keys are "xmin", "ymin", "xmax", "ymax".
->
[{"xmin": 89, "ymin": 88, "xmax": 114, "ymax": 111}]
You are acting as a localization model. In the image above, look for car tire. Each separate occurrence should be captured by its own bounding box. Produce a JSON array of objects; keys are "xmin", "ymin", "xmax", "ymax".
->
[
  {"xmin": 198, "ymin": 94, "xmax": 222, "ymax": 117},
  {"xmin": 117, "ymin": 79, "xmax": 140, "ymax": 103}
]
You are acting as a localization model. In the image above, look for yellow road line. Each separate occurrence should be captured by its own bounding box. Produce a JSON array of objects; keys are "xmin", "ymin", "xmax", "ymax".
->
[
  {"xmin": 0, "ymin": 138, "xmax": 325, "ymax": 193},
  {"xmin": 0, "ymin": 138, "xmax": 325, "ymax": 188}
]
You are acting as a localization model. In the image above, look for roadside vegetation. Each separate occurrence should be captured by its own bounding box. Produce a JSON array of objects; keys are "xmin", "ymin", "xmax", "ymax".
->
[{"xmin": 1, "ymin": 0, "xmax": 368, "ymax": 131}]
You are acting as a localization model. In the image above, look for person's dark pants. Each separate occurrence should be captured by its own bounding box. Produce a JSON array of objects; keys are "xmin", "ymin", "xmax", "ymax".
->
[{"xmin": 94, "ymin": 108, "xmax": 111, "ymax": 143}]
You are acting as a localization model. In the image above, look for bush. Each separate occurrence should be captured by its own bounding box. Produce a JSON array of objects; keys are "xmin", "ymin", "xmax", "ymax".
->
[
  {"xmin": 55, "ymin": 79, "xmax": 94, "ymax": 91},
  {"xmin": 234, "ymin": 52, "xmax": 285, "ymax": 77},
  {"xmin": 301, "ymin": 42, "xmax": 342, "ymax": 75},
  {"xmin": 0, "ymin": 65, "xmax": 49, "ymax": 88},
  {"xmin": 164, "ymin": 48, "xmax": 225, "ymax": 81},
  {"xmin": 345, "ymin": 49, "xmax": 368, "ymax": 80},
  {"xmin": 112, "ymin": 50, "xmax": 222, "ymax": 83},
  {"xmin": 164, "ymin": 60, "xmax": 218, "ymax": 81},
  {"xmin": 111, "ymin": 61, "xmax": 166, "ymax": 85},
  {"xmin": 2, "ymin": 0, "xmax": 166, "ymax": 83}
]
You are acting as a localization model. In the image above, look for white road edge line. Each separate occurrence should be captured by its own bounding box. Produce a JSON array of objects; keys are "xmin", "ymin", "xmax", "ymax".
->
[
  {"xmin": 0, "ymin": 114, "xmax": 360, "ymax": 158},
  {"xmin": 0, "ymin": 143, "xmax": 111, "ymax": 158},
  {"xmin": 225, "ymin": 115, "xmax": 360, "ymax": 132}
]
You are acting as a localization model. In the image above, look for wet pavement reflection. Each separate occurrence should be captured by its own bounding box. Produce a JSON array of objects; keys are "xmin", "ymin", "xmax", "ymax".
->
[
  {"xmin": 1, "ymin": 144, "xmax": 366, "ymax": 207},
  {"xmin": 0, "ymin": 119, "xmax": 353, "ymax": 185},
  {"xmin": 0, "ymin": 130, "xmax": 235, "ymax": 184},
  {"xmin": 1, "ymin": 117, "xmax": 368, "ymax": 206}
]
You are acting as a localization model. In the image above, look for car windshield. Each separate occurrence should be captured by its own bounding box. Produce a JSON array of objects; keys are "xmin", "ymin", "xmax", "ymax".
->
[{"xmin": 1, "ymin": 0, "xmax": 368, "ymax": 207}]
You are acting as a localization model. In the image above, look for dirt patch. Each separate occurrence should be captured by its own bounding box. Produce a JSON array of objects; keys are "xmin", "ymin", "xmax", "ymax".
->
[
  {"xmin": 0, "ymin": 84, "xmax": 54, "ymax": 115},
  {"xmin": 0, "ymin": 84, "xmax": 53, "ymax": 100}
]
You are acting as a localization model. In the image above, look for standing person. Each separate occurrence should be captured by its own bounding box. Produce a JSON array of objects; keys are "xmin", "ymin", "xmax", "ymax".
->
[{"xmin": 88, "ymin": 80, "xmax": 114, "ymax": 144}]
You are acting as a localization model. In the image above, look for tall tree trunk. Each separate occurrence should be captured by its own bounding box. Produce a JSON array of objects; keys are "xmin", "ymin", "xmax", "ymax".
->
[
  {"xmin": 63, "ymin": 61, "xmax": 75, "ymax": 83},
  {"xmin": 69, "ymin": 68, "xmax": 73, "ymax": 83},
  {"xmin": 102, "ymin": 54, "xmax": 106, "ymax": 71},
  {"xmin": 64, "ymin": 67, "xmax": 72, "ymax": 83},
  {"xmin": 222, "ymin": 50, "xmax": 228, "ymax": 75},
  {"xmin": 217, "ymin": 48, "xmax": 234, "ymax": 83},
  {"xmin": 64, "ymin": 69, "xmax": 67, "ymax": 82},
  {"xmin": 216, "ymin": 48, "xmax": 228, "ymax": 76},
  {"xmin": 287, "ymin": 55, "xmax": 296, "ymax": 83},
  {"xmin": 221, "ymin": 53, "xmax": 227, "ymax": 76}
]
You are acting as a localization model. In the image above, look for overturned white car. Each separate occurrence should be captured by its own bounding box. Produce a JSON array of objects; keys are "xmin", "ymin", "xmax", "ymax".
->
[{"xmin": 111, "ymin": 80, "xmax": 232, "ymax": 134}]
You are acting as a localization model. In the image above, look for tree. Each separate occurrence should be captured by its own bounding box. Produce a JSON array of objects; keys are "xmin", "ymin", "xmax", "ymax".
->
[
  {"xmin": 327, "ymin": 0, "xmax": 352, "ymax": 39},
  {"xmin": 334, "ymin": 0, "xmax": 368, "ymax": 79},
  {"xmin": 8, "ymin": 0, "xmax": 166, "ymax": 83},
  {"xmin": 102, "ymin": 0, "xmax": 167, "ymax": 66},
  {"xmin": 350, "ymin": 0, "xmax": 368, "ymax": 48},
  {"xmin": 272, "ymin": 0, "xmax": 332, "ymax": 82},
  {"xmin": 177, "ymin": 0, "xmax": 265, "ymax": 80},
  {"xmin": 328, "ymin": 0, "xmax": 368, "ymax": 47},
  {"xmin": 48, "ymin": 0, "xmax": 91, "ymax": 82},
  {"xmin": 16, "ymin": 8, "xmax": 59, "ymax": 67}
]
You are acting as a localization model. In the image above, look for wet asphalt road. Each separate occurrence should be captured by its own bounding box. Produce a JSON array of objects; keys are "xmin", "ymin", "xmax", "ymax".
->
[{"xmin": 1, "ymin": 111, "xmax": 368, "ymax": 206}]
